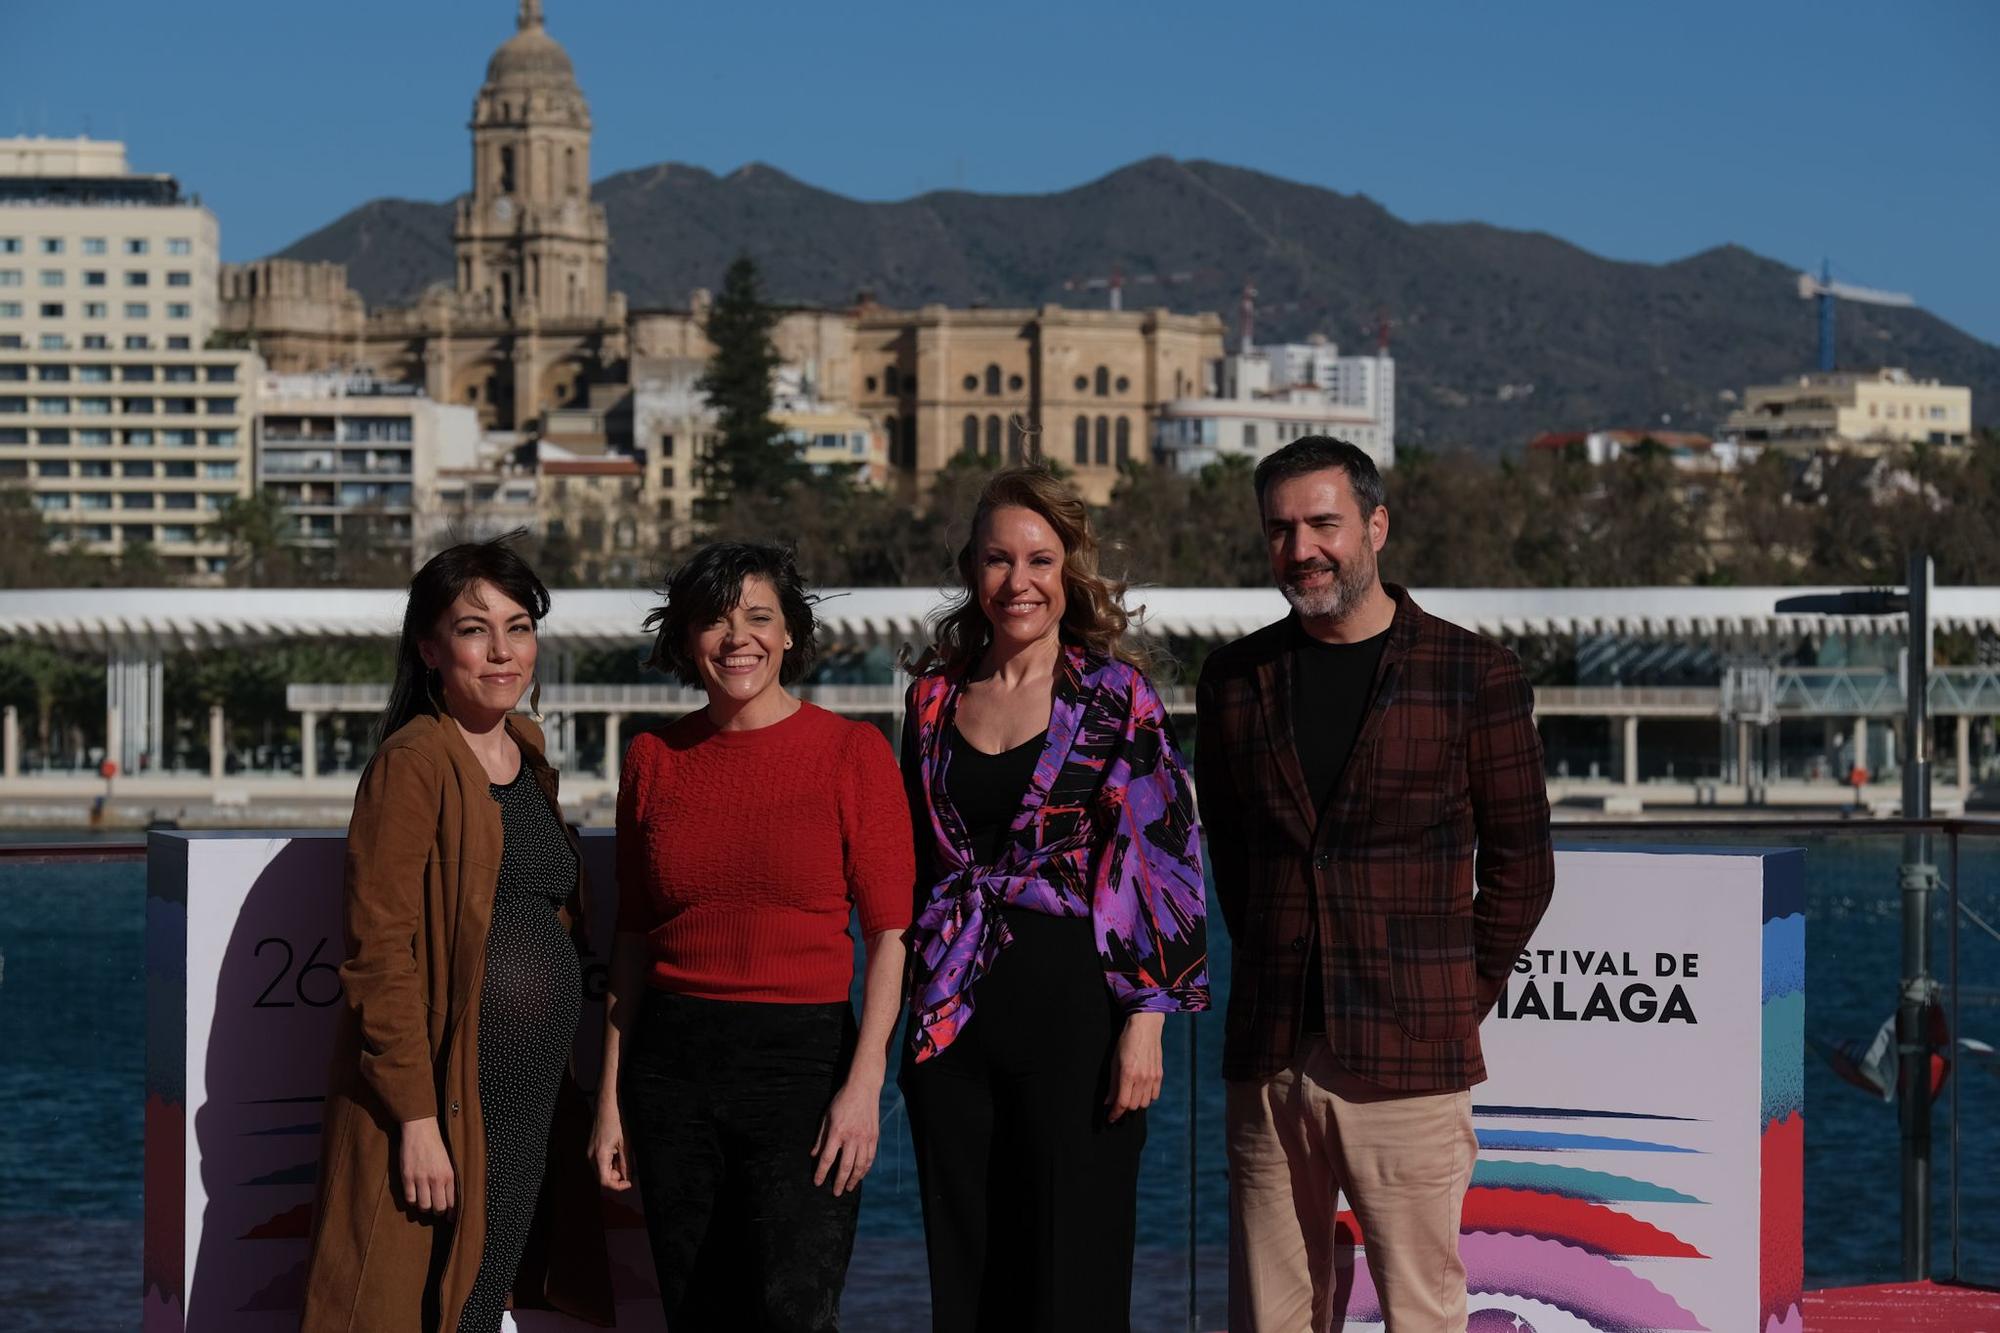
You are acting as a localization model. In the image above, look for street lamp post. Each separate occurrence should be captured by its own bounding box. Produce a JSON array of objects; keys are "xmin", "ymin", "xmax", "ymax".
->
[
  {"xmin": 1776, "ymin": 550, "xmax": 1937, "ymax": 1279},
  {"xmin": 1897, "ymin": 553, "xmax": 1936, "ymax": 1280}
]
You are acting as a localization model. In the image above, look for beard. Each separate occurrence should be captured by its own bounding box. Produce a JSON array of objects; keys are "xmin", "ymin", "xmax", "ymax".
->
[{"xmin": 1281, "ymin": 554, "xmax": 1376, "ymax": 622}]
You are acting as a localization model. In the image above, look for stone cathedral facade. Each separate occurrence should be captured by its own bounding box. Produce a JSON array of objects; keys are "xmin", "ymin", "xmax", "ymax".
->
[{"xmin": 219, "ymin": 0, "xmax": 627, "ymax": 433}]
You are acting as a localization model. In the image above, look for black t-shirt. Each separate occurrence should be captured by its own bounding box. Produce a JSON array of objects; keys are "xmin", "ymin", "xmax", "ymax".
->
[
  {"xmin": 945, "ymin": 725, "xmax": 1046, "ymax": 866},
  {"xmin": 1291, "ymin": 620, "xmax": 1391, "ymax": 812},
  {"xmin": 1289, "ymin": 619, "xmax": 1391, "ymax": 1034}
]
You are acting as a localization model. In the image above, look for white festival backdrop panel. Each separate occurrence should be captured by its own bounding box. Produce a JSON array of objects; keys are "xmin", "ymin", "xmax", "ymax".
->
[
  {"xmin": 144, "ymin": 830, "xmax": 661, "ymax": 1332},
  {"xmin": 1360, "ymin": 846, "xmax": 1806, "ymax": 1333},
  {"xmin": 144, "ymin": 834, "xmax": 1802, "ymax": 1333}
]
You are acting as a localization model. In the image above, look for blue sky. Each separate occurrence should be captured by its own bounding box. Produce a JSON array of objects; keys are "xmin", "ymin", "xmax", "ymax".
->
[{"xmin": 5, "ymin": 0, "xmax": 1995, "ymax": 343}]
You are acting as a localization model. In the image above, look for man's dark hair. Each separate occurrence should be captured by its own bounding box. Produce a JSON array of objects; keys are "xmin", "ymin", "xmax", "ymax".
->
[
  {"xmin": 1252, "ymin": 436, "xmax": 1386, "ymax": 518},
  {"xmin": 642, "ymin": 542, "xmax": 820, "ymax": 687}
]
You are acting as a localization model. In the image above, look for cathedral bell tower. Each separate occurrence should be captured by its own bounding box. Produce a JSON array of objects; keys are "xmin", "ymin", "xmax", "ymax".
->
[{"xmin": 454, "ymin": 0, "xmax": 610, "ymax": 324}]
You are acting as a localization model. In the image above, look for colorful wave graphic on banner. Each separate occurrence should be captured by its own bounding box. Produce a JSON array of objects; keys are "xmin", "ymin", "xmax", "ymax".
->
[
  {"xmin": 1761, "ymin": 892, "xmax": 1805, "ymax": 1333},
  {"xmin": 1399, "ymin": 858, "xmax": 1804, "ymax": 1333}
]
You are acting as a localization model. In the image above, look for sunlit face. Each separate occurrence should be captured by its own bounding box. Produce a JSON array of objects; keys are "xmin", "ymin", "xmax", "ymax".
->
[
  {"xmin": 1262, "ymin": 468, "xmax": 1387, "ymax": 621},
  {"xmin": 975, "ymin": 504, "xmax": 1068, "ymax": 650},
  {"xmin": 690, "ymin": 575, "xmax": 792, "ymax": 707},
  {"xmin": 420, "ymin": 579, "xmax": 538, "ymax": 718}
]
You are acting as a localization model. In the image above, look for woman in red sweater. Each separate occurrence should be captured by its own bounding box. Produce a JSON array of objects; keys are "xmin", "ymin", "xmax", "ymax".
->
[{"xmin": 590, "ymin": 542, "xmax": 914, "ymax": 1332}]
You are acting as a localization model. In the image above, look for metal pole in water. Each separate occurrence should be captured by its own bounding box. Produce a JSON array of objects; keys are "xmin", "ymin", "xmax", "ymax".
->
[{"xmin": 1898, "ymin": 551, "xmax": 1936, "ymax": 1279}]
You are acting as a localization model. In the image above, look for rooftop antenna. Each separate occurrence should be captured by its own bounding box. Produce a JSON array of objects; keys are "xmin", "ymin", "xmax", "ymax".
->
[{"xmin": 1239, "ymin": 280, "xmax": 1258, "ymax": 353}]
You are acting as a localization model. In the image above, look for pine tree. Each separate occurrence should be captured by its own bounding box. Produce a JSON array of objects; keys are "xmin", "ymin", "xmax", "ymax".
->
[{"xmin": 695, "ymin": 254, "xmax": 800, "ymax": 513}]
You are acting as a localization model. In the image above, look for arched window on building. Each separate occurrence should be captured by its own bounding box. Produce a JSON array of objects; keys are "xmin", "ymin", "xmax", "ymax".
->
[
  {"xmin": 963, "ymin": 414, "xmax": 980, "ymax": 456},
  {"xmin": 1094, "ymin": 415, "xmax": 1109, "ymax": 465},
  {"xmin": 1115, "ymin": 416, "xmax": 1132, "ymax": 464},
  {"xmin": 1074, "ymin": 415, "xmax": 1089, "ymax": 466},
  {"xmin": 985, "ymin": 364, "xmax": 1002, "ymax": 396},
  {"xmin": 985, "ymin": 414, "xmax": 1002, "ymax": 459},
  {"xmin": 565, "ymin": 145, "xmax": 579, "ymax": 196},
  {"xmin": 1007, "ymin": 415, "xmax": 1025, "ymax": 463},
  {"xmin": 1094, "ymin": 366, "xmax": 1109, "ymax": 397},
  {"xmin": 499, "ymin": 146, "xmax": 516, "ymax": 195}
]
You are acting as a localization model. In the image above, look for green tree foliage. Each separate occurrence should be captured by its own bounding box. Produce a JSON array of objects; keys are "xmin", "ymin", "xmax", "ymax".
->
[
  {"xmin": 0, "ymin": 641, "xmax": 105, "ymax": 765},
  {"xmin": 212, "ymin": 492, "xmax": 304, "ymax": 587},
  {"xmin": 695, "ymin": 255, "xmax": 803, "ymax": 512}
]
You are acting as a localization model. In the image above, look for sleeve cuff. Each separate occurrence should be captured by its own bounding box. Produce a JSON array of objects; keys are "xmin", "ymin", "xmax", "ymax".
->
[{"xmin": 1120, "ymin": 984, "xmax": 1211, "ymax": 1015}]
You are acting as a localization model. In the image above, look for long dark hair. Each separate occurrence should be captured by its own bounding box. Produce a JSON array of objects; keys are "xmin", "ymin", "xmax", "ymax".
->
[
  {"xmin": 376, "ymin": 533, "xmax": 552, "ymax": 747},
  {"xmin": 642, "ymin": 542, "xmax": 820, "ymax": 687}
]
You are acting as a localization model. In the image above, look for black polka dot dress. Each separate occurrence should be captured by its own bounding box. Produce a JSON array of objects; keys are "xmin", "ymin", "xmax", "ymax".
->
[{"xmin": 455, "ymin": 762, "xmax": 583, "ymax": 1333}]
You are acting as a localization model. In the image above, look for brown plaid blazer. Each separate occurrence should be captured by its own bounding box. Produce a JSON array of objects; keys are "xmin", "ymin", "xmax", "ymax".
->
[{"xmin": 1194, "ymin": 585, "xmax": 1554, "ymax": 1090}]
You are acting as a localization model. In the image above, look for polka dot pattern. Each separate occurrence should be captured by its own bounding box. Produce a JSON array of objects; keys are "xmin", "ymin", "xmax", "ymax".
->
[{"xmin": 455, "ymin": 762, "xmax": 582, "ymax": 1333}]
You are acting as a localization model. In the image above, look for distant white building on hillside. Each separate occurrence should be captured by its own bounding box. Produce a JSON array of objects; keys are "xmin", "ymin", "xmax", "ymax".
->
[{"xmin": 1153, "ymin": 337, "xmax": 1394, "ymax": 474}]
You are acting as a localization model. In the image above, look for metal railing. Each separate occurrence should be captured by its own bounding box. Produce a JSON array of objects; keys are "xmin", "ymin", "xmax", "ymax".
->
[{"xmin": 3, "ymin": 817, "xmax": 1995, "ymax": 1326}]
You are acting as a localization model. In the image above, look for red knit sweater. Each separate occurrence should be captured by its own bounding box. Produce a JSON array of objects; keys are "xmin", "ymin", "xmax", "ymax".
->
[{"xmin": 615, "ymin": 702, "xmax": 915, "ymax": 1003}]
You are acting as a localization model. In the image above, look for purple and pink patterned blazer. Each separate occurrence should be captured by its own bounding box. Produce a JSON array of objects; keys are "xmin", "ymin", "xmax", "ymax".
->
[{"xmin": 900, "ymin": 643, "xmax": 1210, "ymax": 1063}]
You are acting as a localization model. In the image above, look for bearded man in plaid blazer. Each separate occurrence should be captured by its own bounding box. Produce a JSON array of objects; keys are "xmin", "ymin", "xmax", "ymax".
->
[{"xmin": 1194, "ymin": 436, "xmax": 1554, "ymax": 1332}]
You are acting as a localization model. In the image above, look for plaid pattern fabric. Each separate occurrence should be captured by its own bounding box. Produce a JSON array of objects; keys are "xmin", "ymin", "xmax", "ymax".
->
[{"xmin": 1195, "ymin": 586, "xmax": 1555, "ymax": 1090}]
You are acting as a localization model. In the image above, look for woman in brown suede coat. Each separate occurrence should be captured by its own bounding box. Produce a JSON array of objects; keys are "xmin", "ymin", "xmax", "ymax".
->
[{"xmin": 301, "ymin": 537, "xmax": 612, "ymax": 1332}]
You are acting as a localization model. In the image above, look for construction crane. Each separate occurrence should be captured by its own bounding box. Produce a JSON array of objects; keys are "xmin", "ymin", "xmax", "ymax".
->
[
  {"xmin": 1235, "ymin": 278, "xmax": 1310, "ymax": 351},
  {"xmin": 1061, "ymin": 265, "xmax": 1215, "ymax": 311},
  {"xmin": 1797, "ymin": 259, "xmax": 1915, "ymax": 372}
]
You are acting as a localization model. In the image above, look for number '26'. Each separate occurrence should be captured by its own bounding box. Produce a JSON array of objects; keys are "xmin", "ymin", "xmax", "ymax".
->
[{"xmin": 253, "ymin": 937, "xmax": 344, "ymax": 1008}]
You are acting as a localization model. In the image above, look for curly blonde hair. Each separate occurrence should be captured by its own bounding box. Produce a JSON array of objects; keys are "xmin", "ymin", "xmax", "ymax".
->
[{"xmin": 912, "ymin": 464, "xmax": 1149, "ymax": 676}]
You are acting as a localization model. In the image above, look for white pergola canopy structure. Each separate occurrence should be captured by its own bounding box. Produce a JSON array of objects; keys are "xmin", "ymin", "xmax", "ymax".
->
[{"xmin": 7, "ymin": 585, "xmax": 2000, "ymax": 655}]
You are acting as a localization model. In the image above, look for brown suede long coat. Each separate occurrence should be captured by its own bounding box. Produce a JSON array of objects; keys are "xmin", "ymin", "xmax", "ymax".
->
[{"xmin": 300, "ymin": 713, "xmax": 613, "ymax": 1331}]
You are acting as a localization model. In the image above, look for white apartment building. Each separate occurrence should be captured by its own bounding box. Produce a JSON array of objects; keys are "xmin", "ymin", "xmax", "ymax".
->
[
  {"xmin": 0, "ymin": 137, "xmax": 257, "ymax": 579},
  {"xmin": 630, "ymin": 355, "xmax": 714, "ymax": 537},
  {"xmin": 1721, "ymin": 368, "xmax": 1973, "ymax": 456},
  {"xmin": 255, "ymin": 371, "xmax": 480, "ymax": 568},
  {"xmin": 1154, "ymin": 345, "xmax": 1396, "ymax": 475}
]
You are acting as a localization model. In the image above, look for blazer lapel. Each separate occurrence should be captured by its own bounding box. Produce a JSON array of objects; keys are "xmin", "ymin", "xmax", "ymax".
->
[
  {"xmin": 1253, "ymin": 643, "xmax": 1318, "ymax": 832},
  {"xmin": 1328, "ymin": 585, "xmax": 1425, "ymax": 812}
]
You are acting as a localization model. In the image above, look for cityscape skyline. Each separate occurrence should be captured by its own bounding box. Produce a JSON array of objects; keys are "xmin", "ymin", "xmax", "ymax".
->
[{"xmin": 2, "ymin": 0, "xmax": 1995, "ymax": 345}]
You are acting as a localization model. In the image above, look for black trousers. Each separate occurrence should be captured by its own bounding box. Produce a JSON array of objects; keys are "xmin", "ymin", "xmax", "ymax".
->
[
  {"xmin": 900, "ymin": 908, "xmax": 1146, "ymax": 1333},
  {"xmin": 623, "ymin": 989, "xmax": 861, "ymax": 1333}
]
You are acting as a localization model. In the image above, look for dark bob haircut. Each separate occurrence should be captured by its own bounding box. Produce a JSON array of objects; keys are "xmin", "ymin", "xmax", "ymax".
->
[
  {"xmin": 642, "ymin": 542, "xmax": 820, "ymax": 687},
  {"xmin": 1252, "ymin": 435, "xmax": 1386, "ymax": 518},
  {"xmin": 378, "ymin": 530, "xmax": 551, "ymax": 746}
]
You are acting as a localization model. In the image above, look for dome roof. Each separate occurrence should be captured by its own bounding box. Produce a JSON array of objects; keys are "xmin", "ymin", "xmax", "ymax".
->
[{"xmin": 483, "ymin": 2, "xmax": 577, "ymax": 91}]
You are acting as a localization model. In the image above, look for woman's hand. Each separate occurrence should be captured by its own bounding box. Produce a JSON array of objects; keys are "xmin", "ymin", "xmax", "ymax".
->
[
  {"xmin": 1107, "ymin": 1012, "xmax": 1166, "ymax": 1123},
  {"xmin": 589, "ymin": 1099, "xmax": 634, "ymax": 1192},
  {"xmin": 398, "ymin": 1116, "xmax": 455, "ymax": 1215},
  {"xmin": 812, "ymin": 1060, "xmax": 884, "ymax": 1197}
]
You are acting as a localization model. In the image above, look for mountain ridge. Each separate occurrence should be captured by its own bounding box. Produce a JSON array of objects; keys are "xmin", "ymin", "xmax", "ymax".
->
[{"xmin": 273, "ymin": 157, "xmax": 1999, "ymax": 452}]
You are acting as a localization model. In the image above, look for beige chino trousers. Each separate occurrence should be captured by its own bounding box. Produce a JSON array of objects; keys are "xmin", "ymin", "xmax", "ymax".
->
[{"xmin": 1226, "ymin": 1038, "xmax": 1478, "ymax": 1332}]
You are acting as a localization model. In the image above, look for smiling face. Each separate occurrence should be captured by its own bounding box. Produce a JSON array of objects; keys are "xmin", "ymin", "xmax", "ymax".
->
[
  {"xmin": 689, "ymin": 574, "xmax": 793, "ymax": 707},
  {"xmin": 419, "ymin": 579, "xmax": 538, "ymax": 719},
  {"xmin": 974, "ymin": 503, "xmax": 1068, "ymax": 651},
  {"xmin": 1262, "ymin": 466, "xmax": 1387, "ymax": 622}
]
